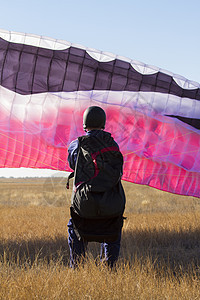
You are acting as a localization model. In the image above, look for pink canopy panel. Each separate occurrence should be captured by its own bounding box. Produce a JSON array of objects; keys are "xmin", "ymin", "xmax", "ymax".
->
[{"xmin": 0, "ymin": 29, "xmax": 199, "ymax": 197}]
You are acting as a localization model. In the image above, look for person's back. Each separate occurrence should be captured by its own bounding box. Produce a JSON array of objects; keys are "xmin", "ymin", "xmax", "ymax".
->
[{"xmin": 67, "ymin": 106, "xmax": 126, "ymax": 268}]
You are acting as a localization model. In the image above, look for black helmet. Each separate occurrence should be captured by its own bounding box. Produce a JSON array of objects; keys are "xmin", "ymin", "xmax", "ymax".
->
[{"xmin": 83, "ymin": 106, "xmax": 106, "ymax": 130}]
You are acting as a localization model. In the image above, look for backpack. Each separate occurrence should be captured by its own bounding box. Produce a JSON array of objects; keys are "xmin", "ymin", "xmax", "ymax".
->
[
  {"xmin": 67, "ymin": 131, "xmax": 126, "ymax": 219},
  {"xmin": 70, "ymin": 207, "xmax": 125, "ymax": 242}
]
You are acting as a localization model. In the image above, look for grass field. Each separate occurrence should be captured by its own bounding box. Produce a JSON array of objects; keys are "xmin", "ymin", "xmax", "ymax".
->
[{"xmin": 0, "ymin": 177, "xmax": 200, "ymax": 299}]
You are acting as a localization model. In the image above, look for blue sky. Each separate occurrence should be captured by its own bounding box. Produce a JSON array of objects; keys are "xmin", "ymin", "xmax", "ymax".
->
[{"xmin": 0, "ymin": 0, "xmax": 200, "ymax": 177}]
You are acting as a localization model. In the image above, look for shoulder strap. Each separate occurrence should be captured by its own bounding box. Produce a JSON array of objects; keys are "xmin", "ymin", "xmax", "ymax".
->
[{"xmin": 66, "ymin": 137, "xmax": 84, "ymax": 189}]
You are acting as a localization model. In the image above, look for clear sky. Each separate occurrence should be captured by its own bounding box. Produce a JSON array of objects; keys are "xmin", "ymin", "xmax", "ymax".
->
[{"xmin": 0, "ymin": 0, "xmax": 200, "ymax": 177}]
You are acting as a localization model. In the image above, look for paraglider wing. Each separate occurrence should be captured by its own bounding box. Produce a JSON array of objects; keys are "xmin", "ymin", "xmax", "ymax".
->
[{"xmin": 0, "ymin": 29, "xmax": 199, "ymax": 197}]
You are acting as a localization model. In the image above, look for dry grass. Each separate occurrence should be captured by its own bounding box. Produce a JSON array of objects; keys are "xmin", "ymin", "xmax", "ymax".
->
[{"xmin": 0, "ymin": 178, "xmax": 200, "ymax": 299}]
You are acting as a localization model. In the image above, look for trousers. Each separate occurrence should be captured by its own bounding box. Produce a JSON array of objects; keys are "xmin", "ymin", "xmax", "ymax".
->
[{"xmin": 67, "ymin": 218, "xmax": 121, "ymax": 268}]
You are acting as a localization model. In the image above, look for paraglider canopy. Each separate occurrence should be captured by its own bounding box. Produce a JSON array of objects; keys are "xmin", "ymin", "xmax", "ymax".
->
[{"xmin": 0, "ymin": 29, "xmax": 199, "ymax": 197}]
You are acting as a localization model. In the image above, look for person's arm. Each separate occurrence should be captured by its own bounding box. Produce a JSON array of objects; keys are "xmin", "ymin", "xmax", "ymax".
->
[{"xmin": 67, "ymin": 139, "xmax": 79, "ymax": 170}]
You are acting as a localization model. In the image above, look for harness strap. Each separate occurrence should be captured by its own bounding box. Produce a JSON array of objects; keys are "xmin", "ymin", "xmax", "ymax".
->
[{"xmin": 66, "ymin": 171, "xmax": 74, "ymax": 189}]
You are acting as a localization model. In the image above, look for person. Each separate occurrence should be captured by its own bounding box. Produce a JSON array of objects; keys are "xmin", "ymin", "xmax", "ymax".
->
[{"xmin": 67, "ymin": 106, "xmax": 126, "ymax": 268}]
